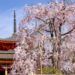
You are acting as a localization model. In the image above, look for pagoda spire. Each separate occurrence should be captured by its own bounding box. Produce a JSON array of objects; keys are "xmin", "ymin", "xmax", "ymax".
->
[{"xmin": 13, "ymin": 10, "xmax": 16, "ymax": 34}]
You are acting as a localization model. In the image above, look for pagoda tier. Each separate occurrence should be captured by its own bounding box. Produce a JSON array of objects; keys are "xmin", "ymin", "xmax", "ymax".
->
[
  {"xmin": 0, "ymin": 40, "xmax": 16, "ymax": 51},
  {"xmin": 0, "ymin": 40, "xmax": 16, "ymax": 73}
]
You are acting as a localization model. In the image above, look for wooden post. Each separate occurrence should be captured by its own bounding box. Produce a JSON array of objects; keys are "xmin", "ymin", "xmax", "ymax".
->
[{"xmin": 5, "ymin": 68, "xmax": 8, "ymax": 75}]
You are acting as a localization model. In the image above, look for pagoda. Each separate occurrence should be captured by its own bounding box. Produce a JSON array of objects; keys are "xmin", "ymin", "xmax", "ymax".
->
[{"xmin": 0, "ymin": 10, "xmax": 17, "ymax": 75}]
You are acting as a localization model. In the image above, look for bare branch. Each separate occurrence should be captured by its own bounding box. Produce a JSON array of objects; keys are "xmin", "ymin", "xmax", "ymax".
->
[
  {"xmin": 61, "ymin": 25, "xmax": 75, "ymax": 36},
  {"xmin": 35, "ymin": 16, "xmax": 47, "ymax": 24},
  {"xmin": 45, "ymin": 30, "xmax": 51, "ymax": 32}
]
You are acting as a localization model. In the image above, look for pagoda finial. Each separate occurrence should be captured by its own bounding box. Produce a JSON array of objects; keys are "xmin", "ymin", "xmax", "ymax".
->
[{"xmin": 13, "ymin": 10, "xmax": 16, "ymax": 34}]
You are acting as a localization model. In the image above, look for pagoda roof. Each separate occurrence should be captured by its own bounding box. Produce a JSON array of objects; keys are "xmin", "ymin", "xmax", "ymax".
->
[
  {"xmin": 0, "ymin": 40, "xmax": 16, "ymax": 51},
  {"xmin": 0, "ymin": 34, "xmax": 17, "ymax": 50}
]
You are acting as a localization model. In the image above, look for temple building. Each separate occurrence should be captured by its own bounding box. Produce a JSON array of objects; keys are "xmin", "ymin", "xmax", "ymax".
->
[{"xmin": 0, "ymin": 10, "xmax": 17, "ymax": 75}]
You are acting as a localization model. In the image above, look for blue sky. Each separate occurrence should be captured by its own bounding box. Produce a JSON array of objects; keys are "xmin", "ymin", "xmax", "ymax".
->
[
  {"xmin": 0, "ymin": 0, "xmax": 75, "ymax": 38},
  {"xmin": 0, "ymin": 0, "xmax": 50, "ymax": 12},
  {"xmin": 0, "ymin": 0, "xmax": 50, "ymax": 38}
]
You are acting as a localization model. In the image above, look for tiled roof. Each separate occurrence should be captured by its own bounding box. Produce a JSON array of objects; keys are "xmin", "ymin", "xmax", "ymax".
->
[{"xmin": 0, "ymin": 40, "xmax": 16, "ymax": 50}]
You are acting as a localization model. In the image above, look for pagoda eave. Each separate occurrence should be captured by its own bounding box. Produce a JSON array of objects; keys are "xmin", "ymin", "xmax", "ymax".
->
[{"xmin": 0, "ymin": 40, "xmax": 16, "ymax": 50}]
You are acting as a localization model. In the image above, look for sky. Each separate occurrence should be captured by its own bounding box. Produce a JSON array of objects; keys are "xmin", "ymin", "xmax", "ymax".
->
[
  {"xmin": 0, "ymin": 0, "xmax": 75, "ymax": 38},
  {"xmin": 0, "ymin": 0, "xmax": 50, "ymax": 38}
]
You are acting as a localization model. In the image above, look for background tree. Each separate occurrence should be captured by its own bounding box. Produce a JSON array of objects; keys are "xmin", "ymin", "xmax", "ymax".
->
[
  {"xmin": 20, "ymin": 1, "xmax": 75, "ymax": 68},
  {"xmin": 11, "ymin": 1, "xmax": 75, "ymax": 75}
]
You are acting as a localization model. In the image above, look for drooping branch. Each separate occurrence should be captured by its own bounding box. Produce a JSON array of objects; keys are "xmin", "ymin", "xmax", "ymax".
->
[{"xmin": 61, "ymin": 25, "xmax": 75, "ymax": 36}]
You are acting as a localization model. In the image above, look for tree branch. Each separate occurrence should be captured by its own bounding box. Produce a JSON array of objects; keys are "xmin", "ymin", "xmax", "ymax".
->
[
  {"xmin": 35, "ymin": 16, "xmax": 47, "ymax": 24},
  {"xmin": 61, "ymin": 26, "xmax": 75, "ymax": 36},
  {"xmin": 45, "ymin": 30, "xmax": 51, "ymax": 32}
]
